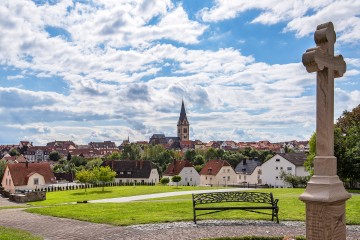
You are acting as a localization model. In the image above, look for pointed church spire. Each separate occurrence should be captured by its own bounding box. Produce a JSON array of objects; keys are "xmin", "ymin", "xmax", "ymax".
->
[
  {"xmin": 177, "ymin": 100, "xmax": 190, "ymax": 141},
  {"xmin": 178, "ymin": 99, "xmax": 188, "ymax": 124}
]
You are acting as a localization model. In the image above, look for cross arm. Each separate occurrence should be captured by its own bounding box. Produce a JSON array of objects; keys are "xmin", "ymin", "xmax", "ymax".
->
[{"xmin": 302, "ymin": 47, "xmax": 346, "ymax": 78}]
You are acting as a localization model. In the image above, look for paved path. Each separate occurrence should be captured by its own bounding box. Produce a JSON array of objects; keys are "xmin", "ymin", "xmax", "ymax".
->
[{"xmin": 90, "ymin": 187, "xmax": 254, "ymax": 203}]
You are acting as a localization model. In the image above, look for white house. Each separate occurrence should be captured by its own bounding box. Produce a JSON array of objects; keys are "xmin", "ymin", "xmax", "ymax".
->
[
  {"xmin": 199, "ymin": 160, "xmax": 237, "ymax": 186},
  {"xmin": 235, "ymin": 159, "xmax": 262, "ymax": 185},
  {"xmin": 261, "ymin": 153, "xmax": 309, "ymax": 187},
  {"xmin": 163, "ymin": 160, "xmax": 200, "ymax": 186},
  {"xmin": 1, "ymin": 162, "xmax": 56, "ymax": 193},
  {"xmin": 103, "ymin": 160, "xmax": 159, "ymax": 184}
]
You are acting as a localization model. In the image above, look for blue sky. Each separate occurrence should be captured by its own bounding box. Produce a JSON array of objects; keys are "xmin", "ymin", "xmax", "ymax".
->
[{"xmin": 0, "ymin": 0, "xmax": 359, "ymax": 145}]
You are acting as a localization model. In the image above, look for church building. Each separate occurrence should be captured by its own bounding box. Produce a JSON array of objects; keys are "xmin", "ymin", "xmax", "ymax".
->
[{"xmin": 177, "ymin": 100, "xmax": 190, "ymax": 141}]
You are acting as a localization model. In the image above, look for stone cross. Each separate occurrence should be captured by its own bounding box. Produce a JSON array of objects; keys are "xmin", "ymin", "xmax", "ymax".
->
[{"xmin": 300, "ymin": 22, "xmax": 351, "ymax": 240}]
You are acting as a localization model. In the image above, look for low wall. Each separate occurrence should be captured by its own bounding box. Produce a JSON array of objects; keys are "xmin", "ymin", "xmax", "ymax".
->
[{"xmin": 9, "ymin": 191, "xmax": 46, "ymax": 203}]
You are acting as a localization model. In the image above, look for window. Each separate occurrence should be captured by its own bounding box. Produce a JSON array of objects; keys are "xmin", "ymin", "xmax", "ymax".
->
[
  {"xmin": 120, "ymin": 171, "xmax": 124, "ymax": 175},
  {"xmin": 227, "ymin": 176, "xmax": 230, "ymax": 181},
  {"xmin": 127, "ymin": 171, "xmax": 131, "ymax": 174},
  {"xmin": 185, "ymin": 177, "xmax": 188, "ymax": 181},
  {"xmin": 287, "ymin": 167, "xmax": 292, "ymax": 171},
  {"xmin": 206, "ymin": 176, "xmax": 207, "ymax": 180},
  {"xmin": 223, "ymin": 169, "xmax": 225, "ymax": 173},
  {"xmin": 276, "ymin": 159, "xmax": 280, "ymax": 162},
  {"xmin": 276, "ymin": 176, "xmax": 279, "ymax": 180},
  {"xmin": 190, "ymin": 178, "xmax": 192, "ymax": 181},
  {"xmin": 34, "ymin": 178, "xmax": 39, "ymax": 185},
  {"xmin": 9, "ymin": 179, "xmax": 11, "ymax": 185},
  {"xmin": 275, "ymin": 167, "xmax": 278, "ymax": 170},
  {"xmin": 239, "ymin": 175, "xmax": 241, "ymax": 179},
  {"xmin": 227, "ymin": 169, "xmax": 230, "ymax": 173},
  {"xmin": 280, "ymin": 167, "xmax": 283, "ymax": 170},
  {"xmin": 183, "ymin": 128, "xmax": 187, "ymax": 133},
  {"xmin": 244, "ymin": 176, "xmax": 246, "ymax": 180},
  {"xmin": 141, "ymin": 180, "xmax": 144, "ymax": 183},
  {"xmin": 8, "ymin": 170, "xmax": 10, "ymax": 176},
  {"xmin": 5, "ymin": 179, "xmax": 7, "ymax": 185}
]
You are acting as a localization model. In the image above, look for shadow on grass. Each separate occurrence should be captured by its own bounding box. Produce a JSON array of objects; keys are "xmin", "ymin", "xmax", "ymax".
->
[{"xmin": 71, "ymin": 191, "xmax": 112, "ymax": 196}]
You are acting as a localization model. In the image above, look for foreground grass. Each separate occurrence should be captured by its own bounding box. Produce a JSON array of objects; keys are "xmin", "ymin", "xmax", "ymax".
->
[
  {"xmin": 26, "ymin": 188, "xmax": 360, "ymax": 226},
  {"xmin": 0, "ymin": 226, "xmax": 42, "ymax": 240},
  {"xmin": 29, "ymin": 185, "xmax": 219, "ymax": 206}
]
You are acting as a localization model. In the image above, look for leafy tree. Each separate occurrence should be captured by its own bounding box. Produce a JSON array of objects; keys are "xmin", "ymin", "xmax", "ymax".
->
[
  {"xmin": 76, "ymin": 169, "xmax": 95, "ymax": 192},
  {"xmin": 304, "ymin": 132, "xmax": 316, "ymax": 175},
  {"xmin": 86, "ymin": 158, "xmax": 103, "ymax": 170},
  {"xmin": 280, "ymin": 171, "xmax": 309, "ymax": 188},
  {"xmin": 194, "ymin": 165, "xmax": 203, "ymax": 173},
  {"xmin": 171, "ymin": 175, "xmax": 182, "ymax": 187},
  {"xmin": 193, "ymin": 155, "xmax": 205, "ymax": 166},
  {"xmin": 160, "ymin": 177, "xmax": 170, "ymax": 185},
  {"xmin": 70, "ymin": 156, "xmax": 87, "ymax": 167},
  {"xmin": 108, "ymin": 151, "xmax": 121, "ymax": 160},
  {"xmin": 9, "ymin": 148, "xmax": 20, "ymax": 156},
  {"xmin": 49, "ymin": 151, "xmax": 61, "ymax": 161},
  {"xmin": 92, "ymin": 166, "xmax": 116, "ymax": 191},
  {"xmin": 122, "ymin": 144, "xmax": 141, "ymax": 160},
  {"xmin": 0, "ymin": 160, "xmax": 7, "ymax": 185},
  {"xmin": 184, "ymin": 149, "xmax": 196, "ymax": 162},
  {"xmin": 205, "ymin": 148, "xmax": 218, "ymax": 161}
]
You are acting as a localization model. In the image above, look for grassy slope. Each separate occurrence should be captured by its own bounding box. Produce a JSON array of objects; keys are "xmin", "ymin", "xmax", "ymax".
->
[{"xmin": 0, "ymin": 226, "xmax": 42, "ymax": 240}]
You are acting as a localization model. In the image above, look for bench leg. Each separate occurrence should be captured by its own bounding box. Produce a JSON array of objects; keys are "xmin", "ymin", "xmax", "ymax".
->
[{"xmin": 193, "ymin": 209, "xmax": 197, "ymax": 224}]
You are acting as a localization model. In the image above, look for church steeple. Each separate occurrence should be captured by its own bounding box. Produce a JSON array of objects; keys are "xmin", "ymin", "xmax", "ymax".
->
[{"xmin": 177, "ymin": 100, "xmax": 190, "ymax": 141}]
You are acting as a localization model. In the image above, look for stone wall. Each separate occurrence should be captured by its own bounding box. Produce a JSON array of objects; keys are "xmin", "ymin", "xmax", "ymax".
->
[{"xmin": 8, "ymin": 191, "xmax": 46, "ymax": 203}]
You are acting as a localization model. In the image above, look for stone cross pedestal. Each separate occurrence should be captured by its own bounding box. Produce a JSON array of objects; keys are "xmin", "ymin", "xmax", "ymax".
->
[{"xmin": 300, "ymin": 22, "xmax": 351, "ymax": 240}]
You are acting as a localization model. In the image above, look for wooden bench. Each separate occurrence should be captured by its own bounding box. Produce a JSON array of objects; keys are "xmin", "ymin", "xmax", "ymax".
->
[{"xmin": 192, "ymin": 191, "xmax": 279, "ymax": 224}]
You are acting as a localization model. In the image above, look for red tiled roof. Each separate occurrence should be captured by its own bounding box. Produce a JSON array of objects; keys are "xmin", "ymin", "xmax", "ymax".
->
[
  {"xmin": 7, "ymin": 162, "xmax": 56, "ymax": 186},
  {"xmin": 163, "ymin": 160, "xmax": 193, "ymax": 176},
  {"xmin": 199, "ymin": 160, "xmax": 231, "ymax": 176}
]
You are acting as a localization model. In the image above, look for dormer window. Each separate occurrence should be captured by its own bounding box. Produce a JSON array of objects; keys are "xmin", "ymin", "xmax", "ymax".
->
[
  {"xmin": 276, "ymin": 159, "xmax": 280, "ymax": 162},
  {"xmin": 127, "ymin": 171, "xmax": 131, "ymax": 174}
]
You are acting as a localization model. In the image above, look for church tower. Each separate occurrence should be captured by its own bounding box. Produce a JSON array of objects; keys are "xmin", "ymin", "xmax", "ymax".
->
[{"xmin": 177, "ymin": 100, "xmax": 190, "ymax": 141}]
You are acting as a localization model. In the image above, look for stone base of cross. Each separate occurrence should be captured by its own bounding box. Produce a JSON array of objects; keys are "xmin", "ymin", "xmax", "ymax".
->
[{"xmin": 299, "ymin": 22, "xmax": 351, "ymax": 240}]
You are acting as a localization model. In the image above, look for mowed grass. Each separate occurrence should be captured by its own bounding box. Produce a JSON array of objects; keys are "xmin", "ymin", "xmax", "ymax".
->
[
  {"xmin": 28, "ymin": 185, "xmax": 220, "ymax": 206},
  {"xmin": 26, "ymin": 188, "xmax": 360, "ymax": 226},
  {"xmin": 0, "ymin": 226, "xmax": 43, "ymax": 240}
]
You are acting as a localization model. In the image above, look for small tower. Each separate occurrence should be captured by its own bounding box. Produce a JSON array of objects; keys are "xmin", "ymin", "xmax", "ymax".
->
[{"xmin": 177, "ymin": 100, "xmax": 190, "ymax": 141}]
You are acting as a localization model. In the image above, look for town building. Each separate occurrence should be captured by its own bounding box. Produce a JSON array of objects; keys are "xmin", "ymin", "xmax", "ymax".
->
[
  {"xmin": 163, "ymin": 160, "xmax": 200, "ymax": 186},
  {"xmin": 177, "ymin": 100, "xmax": 190, "ymax": 141},
  {"xmin": 235, "ymin": 159, "xmax": 262, "ymax": 185},
  {"xmin": 102, "ymin": 160, "xmax": 159, "ymax": 184},
  {"xmin": 261, "ymin": 153, "xmax": 309, "ymax": 187},
  {"xmin": 1, "ymin": 162, "xmax": 56, "ymax": 193},
  {"xmin": 199, "ymin": 160, "xmax": 237, "ymax": 186}
]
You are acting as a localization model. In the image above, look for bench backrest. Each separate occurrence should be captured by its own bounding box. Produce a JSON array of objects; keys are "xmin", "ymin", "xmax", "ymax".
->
[{"xmin": 193, "ymin": 191, "xmax": 275, "ymax": 205}]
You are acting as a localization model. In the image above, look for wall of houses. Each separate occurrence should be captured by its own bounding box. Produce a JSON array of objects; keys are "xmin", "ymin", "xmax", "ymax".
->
[{"xmin": 115, "ymin": 168, "xmax": 159, "ymax": 184}]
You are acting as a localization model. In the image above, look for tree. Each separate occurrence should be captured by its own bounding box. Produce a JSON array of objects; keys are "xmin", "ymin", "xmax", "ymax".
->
[
  {"xmin": 122, "ymin": 144, "xmax": 141, "ymax": 160},
  {"xmin": 76, "ymin": 169, "xmax": 95, "ymax": 192},
  {"xmin": 184, "ymin": 149, "xmax": 196, "ymax": 162},
  {"xmin": 49, "ymin": 151, "xmax": 61, "ymax": 161},
  {"xmin": 108, "ymin": 151, "xmax": 121, "ymax": 160},
  {"xmin": 171, "ymin": 175, "xmax": 182, "ymax": 187},
  {"xmin": 92, "ymin": 166, "xmax": 116, "ymax": 191},
  {"xmin": 67, "ymin": 152, "xmax": 72, "ymax": 161},
  {"xmin": 70, "ymin": 155, "xmax": 87, "ymax": 167},
  {"xmin": 0, "ymin": 160, "xmax": 7, "ymax": 185},
  {"xmin": 304, "ymin": 132, "xmax": 316, "ymax": 175},
  {"xmin": 193, "ymin": 155, "xmax": 205, "ymax": 166},
  {"xmin": 160, "ymin": 177, "xmax": 170, "ymax": 185},
  {"xmin": 280, "ymin": 171, "xmax": 309, "ymax": 188},
  {"xmin": 9, "ymin": 148, "xmax": 20, "ymax": 156},
  {"xmin": 86, "ymin": 158, "xmax": 103, "ymax": 170}
]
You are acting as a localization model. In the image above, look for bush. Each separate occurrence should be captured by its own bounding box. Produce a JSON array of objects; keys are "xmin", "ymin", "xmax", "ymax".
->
[{"xmin": 160, "ymin": 177, "xmax": 170, "ymax": 185}]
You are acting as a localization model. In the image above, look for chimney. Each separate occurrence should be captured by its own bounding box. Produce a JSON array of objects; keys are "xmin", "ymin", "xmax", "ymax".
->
[{"xmin": 243, "ymin": 159, "xmax": 247, "ymax": 165}]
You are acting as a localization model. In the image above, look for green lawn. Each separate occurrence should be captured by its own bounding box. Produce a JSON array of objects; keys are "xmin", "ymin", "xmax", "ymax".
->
[
  {"xmin": 0, "ymin": 226, "xmax": 42, "ymax": 240},
  {"xmin": 28, "ymin": 185, "xmax": 220, "ymax": 206},
  {"xmin": 25, "ymin": 188, "xmax": 360, "ymax": 226}
]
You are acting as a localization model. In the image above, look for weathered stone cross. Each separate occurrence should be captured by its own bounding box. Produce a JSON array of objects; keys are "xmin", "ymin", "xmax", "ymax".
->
[{"xmin": 300, "ymin": 22, "xmax": 351, "ymax": 240}]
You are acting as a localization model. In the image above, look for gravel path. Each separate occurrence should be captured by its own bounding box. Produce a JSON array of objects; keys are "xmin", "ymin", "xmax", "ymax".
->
[{"xmin": 0, "ymin": 207, "xmax": 359, "ymax": 240}]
